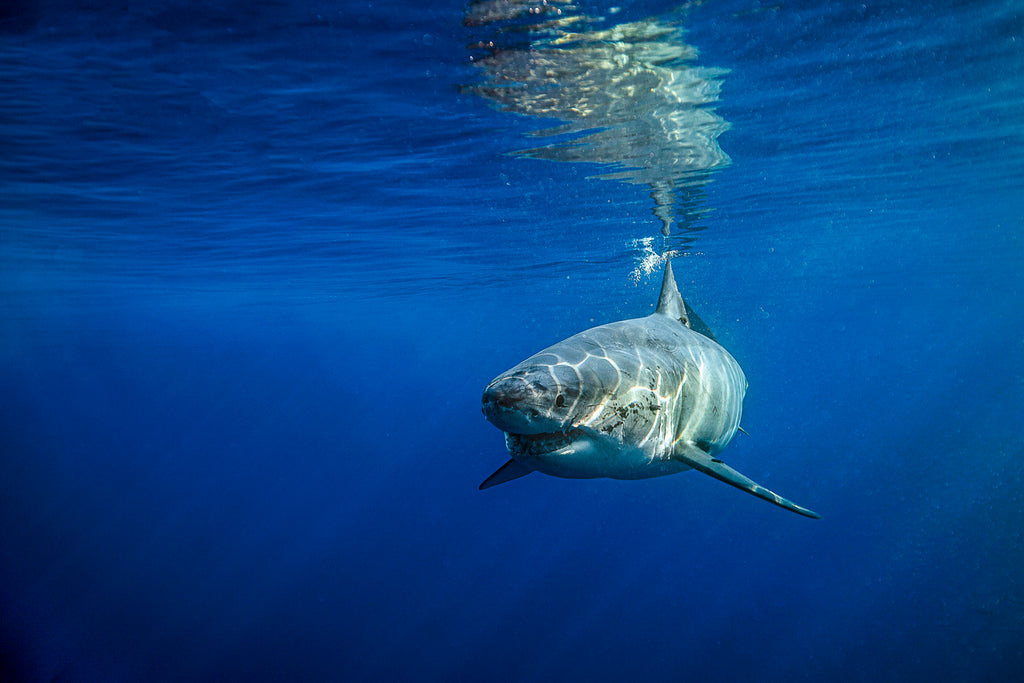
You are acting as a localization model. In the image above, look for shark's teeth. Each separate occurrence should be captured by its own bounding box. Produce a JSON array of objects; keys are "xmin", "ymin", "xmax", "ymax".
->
[{"xmin": 505, "ymin": 429, "xmax": 581, "ymax": 457}]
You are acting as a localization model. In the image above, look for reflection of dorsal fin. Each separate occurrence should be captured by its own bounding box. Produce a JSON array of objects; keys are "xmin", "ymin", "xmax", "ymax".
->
[{"xmin": 655, "ymin": 257, "xmax": 718, "ymax": 342}]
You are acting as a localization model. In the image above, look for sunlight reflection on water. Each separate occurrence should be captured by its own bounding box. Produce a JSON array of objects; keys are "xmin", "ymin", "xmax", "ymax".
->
[{"xmin": 463, "ymin": 0, "xmax": 730, "ymax": 249}]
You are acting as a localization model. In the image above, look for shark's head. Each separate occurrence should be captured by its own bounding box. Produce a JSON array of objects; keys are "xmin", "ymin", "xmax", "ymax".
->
[
  {"xmin": 481, "ymin": 350, "xmax": 644, "ymax": 478},
  {"xmin": 482, "ymin": 363, "xmax": 577, "ymax": 436}
]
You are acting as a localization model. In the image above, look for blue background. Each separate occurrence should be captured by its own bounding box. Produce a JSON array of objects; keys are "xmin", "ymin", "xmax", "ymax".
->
[{"xmin": 2, "ymin": 1, "xmax": 1022, "ymax": 680}]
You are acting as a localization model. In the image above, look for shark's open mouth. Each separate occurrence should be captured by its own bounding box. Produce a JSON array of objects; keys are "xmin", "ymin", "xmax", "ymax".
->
[{"xmin": 505, "ymin": 429, "xmax": 582, "ymax": 457}]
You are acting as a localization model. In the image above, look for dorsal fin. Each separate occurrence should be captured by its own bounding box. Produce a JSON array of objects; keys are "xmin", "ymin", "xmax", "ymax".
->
[
  {"xmin": 655, "ymin": 257, "xmax": 718, "ymax": 343},
  {"xmin": 656, "ymin": 257, "xmax": 687, "ymax": 321}
]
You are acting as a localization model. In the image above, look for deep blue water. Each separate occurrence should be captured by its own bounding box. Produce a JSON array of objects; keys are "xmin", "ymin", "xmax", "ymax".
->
[{"xmin": 2, "ymin": 0, "xmax": 1023, "ymax": 680}]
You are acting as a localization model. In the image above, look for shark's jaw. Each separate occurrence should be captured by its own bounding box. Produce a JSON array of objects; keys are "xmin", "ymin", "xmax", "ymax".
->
[
  {"xmin": 501, "ymin": 426, "xmax": 677, "ymax": 480},
  {"xmin": 503, "ymin": 428, "xmax": 584, "ymax": 459},
  {"xmin": 502, "ymin": 427, "xmax": 619, "ymax": 478}
]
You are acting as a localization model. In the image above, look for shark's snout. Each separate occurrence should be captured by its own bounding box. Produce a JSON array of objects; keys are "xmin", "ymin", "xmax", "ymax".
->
[{"xmin": 482, "ymin": 375, "xmax": 552, "ymax": 434}]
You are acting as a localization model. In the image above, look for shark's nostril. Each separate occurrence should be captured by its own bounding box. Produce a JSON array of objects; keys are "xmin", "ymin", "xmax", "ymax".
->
[
  {"xmin": 482, "ymin": 378, "xmax": 528, "ymax": 422},
  {"xmin": 484, "ymin": 377, "xmax": 531, "ymax": 407}
]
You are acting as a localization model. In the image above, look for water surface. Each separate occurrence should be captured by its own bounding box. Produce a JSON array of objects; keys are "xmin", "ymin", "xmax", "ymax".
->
[{"xmin": 2, "ymin": 1, "xmax": 1023, "ymax": 680}]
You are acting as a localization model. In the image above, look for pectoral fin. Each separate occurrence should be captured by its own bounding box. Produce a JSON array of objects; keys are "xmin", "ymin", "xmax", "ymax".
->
[
  {"xmin": 673, "ymin": 445, "xmax": 821, "ymax": 519},
  {"xmin": 479, "ymin": 459, "xmax": 535, "ymax": 490}
]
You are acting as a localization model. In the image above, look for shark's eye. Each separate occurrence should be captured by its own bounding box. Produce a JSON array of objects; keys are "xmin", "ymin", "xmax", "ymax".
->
[{"xmin": 555, "ymin": 395, "xmax": 565, "ymax": 407}]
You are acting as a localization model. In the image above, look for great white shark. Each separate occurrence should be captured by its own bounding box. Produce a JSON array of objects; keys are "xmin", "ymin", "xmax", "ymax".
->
[{"xmin": 480, "ymin": 258, "xmax": 820, "ymax": 519}]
